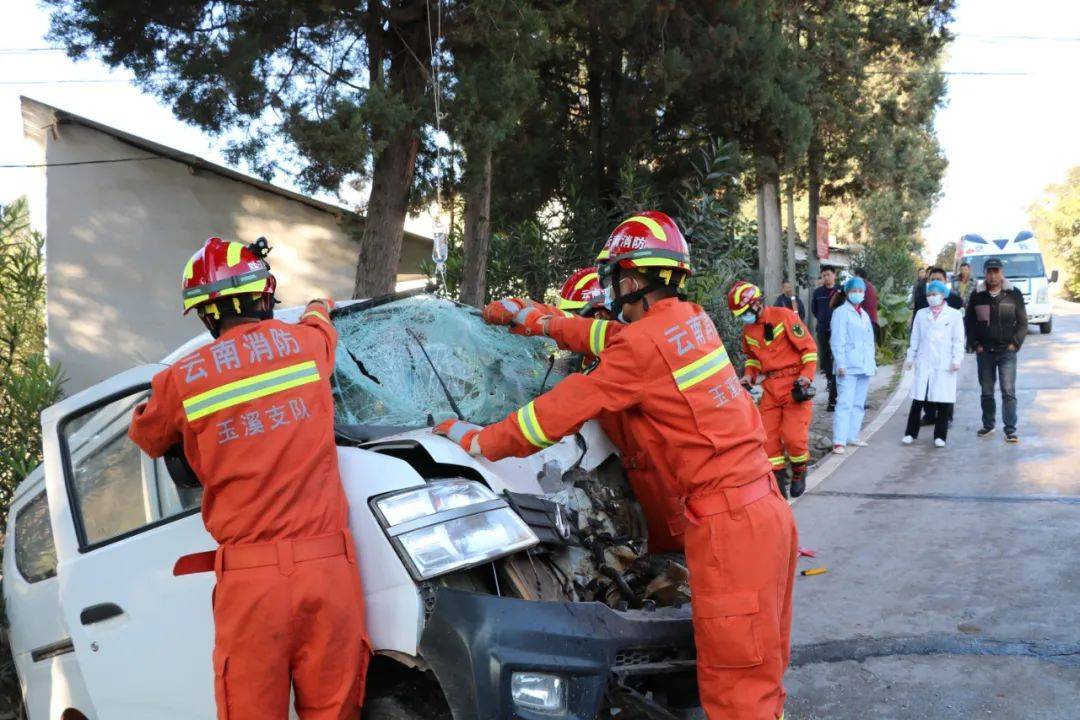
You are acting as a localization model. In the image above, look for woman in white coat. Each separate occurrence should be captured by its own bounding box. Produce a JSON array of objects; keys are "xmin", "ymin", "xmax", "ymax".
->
[{"xmin": 903, "ymin": 280, "xmax": 965, "ymax": 447}]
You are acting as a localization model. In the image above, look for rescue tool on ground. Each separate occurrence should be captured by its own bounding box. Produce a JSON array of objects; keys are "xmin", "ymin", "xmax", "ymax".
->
[
  {"xmin": 445, "ymin": 211, "xmax": 798, "ymax": 720},
  {"xmin": 729, "ymin": 280, "xmax": 819, "ymax": 499}
]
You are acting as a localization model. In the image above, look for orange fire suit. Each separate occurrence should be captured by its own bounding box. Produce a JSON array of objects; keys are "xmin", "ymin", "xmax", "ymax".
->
[
  {"xmin": 129, "ymin": 300, "xmax": 369, "ymax": 720},
  {"xmin": 481, "ymin": 298, "xmax": 797, "ymax": 719},
  {"xmin": 741, "ymin": 306, "xmax": 818, "ymax": 473},
  {"xmin": 541, "ymin": 313, "xmax": 686, "ymax": 551}
]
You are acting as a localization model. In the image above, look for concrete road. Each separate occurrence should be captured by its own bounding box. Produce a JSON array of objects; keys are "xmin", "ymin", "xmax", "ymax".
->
[{"xmin": 785, "ymin": 300, "xmax": 1080, "ymax": 719}]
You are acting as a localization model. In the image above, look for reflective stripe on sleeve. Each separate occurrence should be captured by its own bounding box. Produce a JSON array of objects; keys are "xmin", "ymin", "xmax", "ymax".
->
[
  {"xmin": 589, "ymin": 320, "xmax": 610, "ymax": 356},
  {"xmin": 745, "ymin": 359, "xmax": 762, "ymax": 369},
  {"xmin": 769, "ymin": 456, "xmax": 787, "ymax": 467},
  {"xmin": 182, "ymin": 360, "xmax": 320, "ymax": 421},
  {"xmin": 801, "ymin": 352, "xmax": 818, "ymax": 363},
  {"xmin": 672, "ymin": 346, "xmax": 732, "ymax": 391},
  {"xmin": 515, "ymin": 401, "xmax": 554, "ymax": 449}
]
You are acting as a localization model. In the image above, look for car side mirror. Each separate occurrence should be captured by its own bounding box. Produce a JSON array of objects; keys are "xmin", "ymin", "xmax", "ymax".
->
[{"xmin": 1050, "ymin": 270, "xmax": 1059, "ymax": 284}]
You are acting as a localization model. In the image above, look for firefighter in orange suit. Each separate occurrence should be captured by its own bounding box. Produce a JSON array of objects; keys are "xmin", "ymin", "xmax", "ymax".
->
[
  {"xmin": 482, "ymin": 267, "xmax": 687, "ymax": 551},
  {"xmin": 440, "ymin": 212, "xmax": 797, "ymax": 720},
  {"xmin": 729, "ymin": 281, "xmax": 818, "ymax": 498},
  {"xmin": 128, "ymin": 237, "xmax": 369, "ymax": 720}
]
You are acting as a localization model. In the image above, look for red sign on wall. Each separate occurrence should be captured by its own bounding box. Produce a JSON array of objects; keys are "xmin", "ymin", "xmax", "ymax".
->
[{"xmin": 816, "ymin": 216, "xmax": 830, "ymax": 260}]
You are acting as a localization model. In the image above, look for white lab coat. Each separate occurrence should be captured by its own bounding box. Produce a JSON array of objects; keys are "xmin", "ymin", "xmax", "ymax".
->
[{"xmin": 907, "ymin": 305, "xmax": 965, "ymax": 403}]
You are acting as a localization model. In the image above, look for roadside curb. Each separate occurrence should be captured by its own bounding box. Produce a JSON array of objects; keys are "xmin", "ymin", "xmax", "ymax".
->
[{"xmin": 792, "ymin": 366, "xmax": 913, "ymax": 504}]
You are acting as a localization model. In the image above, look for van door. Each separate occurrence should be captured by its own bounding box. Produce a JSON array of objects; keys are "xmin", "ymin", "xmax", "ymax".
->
[{"xmin": 41, "ymin": 366, "xmax": 217, "ymax": 719}]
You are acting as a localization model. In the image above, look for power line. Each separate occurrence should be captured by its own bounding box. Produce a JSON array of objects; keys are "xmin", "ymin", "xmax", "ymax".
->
[
  {"xmin": 0, "ymin": 47, "xmax": 66, "ymax": 54},
  {"xmin": 955, "ymin": 33, "xmax": 1080, "ymax": 43},
  {"xmin": 0, "ymin": 157, "xmax": 164, "ymax": 169}
]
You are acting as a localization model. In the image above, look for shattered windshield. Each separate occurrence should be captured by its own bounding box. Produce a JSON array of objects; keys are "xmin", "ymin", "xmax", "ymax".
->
[{"xmin": 331, "ymin": 295, "xmax": 569, "ymax": 427}]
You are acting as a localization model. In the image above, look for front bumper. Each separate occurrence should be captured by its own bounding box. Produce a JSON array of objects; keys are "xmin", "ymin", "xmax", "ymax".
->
[
  {"xmin": 419, "ymin": 586, "xmax": 698, "ymax": 720},
  {"xmin": 1026, "ymin": 302, "xmax": 1052, "ymax": 324}
]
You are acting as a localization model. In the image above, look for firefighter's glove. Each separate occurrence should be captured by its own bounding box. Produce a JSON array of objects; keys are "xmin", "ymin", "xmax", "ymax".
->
[
  {"xmin": 483, "ymin": 298, "xmax": 526, "ymax": 326},
  {"xmin": 509, "ymin": 306, "xmax": 549, "ymax": 337},
  {"xmin": 797, "ymin": 376, "xmax": 812, "ymax": 387},
  {"xmin": 434, "ymin": 419, "xmax": 483, "ymax": 456}
]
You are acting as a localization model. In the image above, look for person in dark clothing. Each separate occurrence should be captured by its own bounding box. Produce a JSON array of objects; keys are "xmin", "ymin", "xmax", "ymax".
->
[
  {"xmin": 854, "ymin": 268, "xmax": 881, "ymax": 345},
  {"xmin": 965, "ymin": 257, "xmax": 1028, "ymax": 443},
  {"xmin": 812, "ymin": 267, "xmax": 840, "ymax": 410},
  {"xmin": 911, "ymin": 267, "xmax": 929, "ymax": 313},
  {"xmin": 775, "ymin": 280, "xmax": 807, "ymax": 321}
]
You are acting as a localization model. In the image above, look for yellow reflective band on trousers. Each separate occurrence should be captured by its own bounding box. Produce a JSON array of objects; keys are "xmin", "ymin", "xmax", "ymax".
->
[
  {"xmin": 769, "ymin": 456, "xmax": 787, "ymax": 467},
  {"xmin": 516, "ymin": 401, "xmax": 553, "ymax": 449},
  {"xmin": 589, "ymin": 320, "xmax": 610, "ymax": 357},
  {"xmin": 789, "ymin": 453, "xmax": 810, "ymax": 463},
  {"xmin": 183, "ymin": 360, "xmax": 320, "ymax": 421},
  {"xmin": 672, "ymin": 346, "xmax": 731, "ymax": 391}
]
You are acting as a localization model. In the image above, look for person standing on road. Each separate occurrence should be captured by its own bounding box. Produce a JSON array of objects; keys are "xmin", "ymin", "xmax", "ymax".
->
[
  {"xmin": 952, "ymin": 262, "xmax": 974, "ymax": 308},
  {"xmin": 903, "ymin": 280, "xmax": 965, "ymax": 447},
  {"xmin": 774, "ymin": 280, "xmax": 807, "ymax": 322},
  {"xmin": 830, "ymin": 276, "xmax": 877, "ymax": 454},
  {"xmin": 129, "ymin": 237, "xmax": 370, "ymax": 720},
  {"xmin": 966, "ymin": 257, "xmax": 1028, "ymax": 443},
  {"xmin": 730, "ymin": 281, "xmax": 818, "ymax": 499},
  {"xmin": 812, "ymin": 267, "xmax": 840, "ymax": 411},
  {"xmin": 439, "ymin": 212, "xmax": 797, "ymax": 720}
]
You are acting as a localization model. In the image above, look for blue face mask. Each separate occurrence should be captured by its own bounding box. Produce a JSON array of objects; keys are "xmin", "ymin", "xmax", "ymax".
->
[
  {"xmin": 740, "ymin": 312, "xmax": 757, "ymax": 325},
  {"xmin": 848, "ymin": 292, "xmax": 864, "ymax": 305}
]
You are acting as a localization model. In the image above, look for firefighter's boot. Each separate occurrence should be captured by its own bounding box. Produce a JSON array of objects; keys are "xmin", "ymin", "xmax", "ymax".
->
[
  {"xmin": 773, "ymin": 468, "xmax": 790, "ymax": 499},
  {"xmin": 789, "ymin": 462, "xmax": 808, "ymax": 498}
]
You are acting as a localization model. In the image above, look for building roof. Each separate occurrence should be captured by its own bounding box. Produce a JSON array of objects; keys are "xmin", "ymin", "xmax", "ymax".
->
[{"xmin": 19, "ymin": 96, "xmax": 431, "ymax": 248}]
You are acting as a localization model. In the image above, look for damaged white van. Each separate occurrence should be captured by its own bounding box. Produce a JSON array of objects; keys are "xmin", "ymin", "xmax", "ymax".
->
[{"xmin": 4, "ymin": 293, "xmax": 700, "ymax": 720}]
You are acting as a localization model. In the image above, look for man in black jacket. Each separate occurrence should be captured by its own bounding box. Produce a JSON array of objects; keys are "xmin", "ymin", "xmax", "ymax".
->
[
  {"xmin": 965, "ymin": 257, "xmax": 1028, "ymax": 443},
  {"xmin": 775, "ymin": 280, "xmax": 807, "ymax": 321}
]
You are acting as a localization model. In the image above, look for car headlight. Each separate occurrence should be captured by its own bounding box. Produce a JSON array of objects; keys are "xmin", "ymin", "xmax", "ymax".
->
[
  {"xmin": 374, "ymin": 479, "xmax": 538, "ymax": 580},
  {"xmin": 1037, "ymin": 286, "xmax": 1049, "ymax": 304}
]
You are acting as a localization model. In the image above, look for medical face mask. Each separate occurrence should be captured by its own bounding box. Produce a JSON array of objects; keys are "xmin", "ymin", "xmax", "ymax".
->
[
  {"xmin": 740, "ymin": 312, "xmax": 757, "ymax": 325},
  {"xmin": 847, "ymin": 292, "xmax": 864, "ymax": 305},
  {"xmin": 927, "ymin": 294, "xmax": 944, "ymax": 308}
]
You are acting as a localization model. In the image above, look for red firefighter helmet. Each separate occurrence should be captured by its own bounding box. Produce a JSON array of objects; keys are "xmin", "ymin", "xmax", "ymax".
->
[
  {"xmin": 181, "ymin": 237, "xmax": 276, "ymax": 315},
  {"xmin": 595, "ymin": 211, "xmax": 692, "ymax": 287},
  {"xmin": 727, "ymin": 281, "xmax": 763, "ymax": 316},
  {"xmin": 557, "ymin": 267, "xmax": 605, "ymax": 314}
]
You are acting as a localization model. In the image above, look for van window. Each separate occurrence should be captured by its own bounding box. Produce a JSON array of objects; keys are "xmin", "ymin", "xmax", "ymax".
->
[
  {"xmin": 14, "ymin": 491, "xmax": 58, "ymax": 583},
  {"xmin": 64, "ymin": 392, "xmax": 154, "ymax": 546}
]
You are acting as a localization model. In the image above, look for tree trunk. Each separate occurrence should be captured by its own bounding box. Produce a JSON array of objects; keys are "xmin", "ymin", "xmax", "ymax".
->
[
  {"xmin": 353, "ymin": 125, "xmax": 421, "ymax": 298},
  {"xmin": 762, "ymin": 173, "xmax": 783, "ymax": 301},
  {"xmin": 807, "ymin": 134, "xmax": 823, "ymax": 332},
  {"xmin": 352, "ymin": 0, "xmax": 429, "ymax": 299},
  {"xmin": 785, "ymin": 180, "xmax": 797, "ymax": 287},
  {"xmin": 459, "ymin": 146, "xmax": 494, "ymax": 307},
  {"xmin": 755, "ymin": 183, "xmax": 766, "ymax": 284}
]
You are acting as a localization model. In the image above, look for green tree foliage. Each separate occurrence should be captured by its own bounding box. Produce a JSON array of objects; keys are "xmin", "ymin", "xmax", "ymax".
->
[
  {"xmin": 45, "ymin": 0, "xmax": 440, "ymax": 297},
  {"xmin": 935, "ymin": 240, "xmax": 957, "ymax": 271},
  {"xmin": 1029, "ymin": 167, "xmax": 1080, "ymax": 299},
  {"xmin": 0, "ymin": 198, "xmax": 66, "ymax": 520}
]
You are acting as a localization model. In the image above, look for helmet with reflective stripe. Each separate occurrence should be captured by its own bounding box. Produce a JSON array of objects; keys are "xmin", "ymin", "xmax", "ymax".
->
[
  {"xmin": 596, "ymin": 211, "xmax": 691, "ymax": 286},
  {"xmin": 727, "ymin": 281, "xmax": 763, "ymax": 316},
  {"xmin": 181, "ymin": 237, "xmax": 276, "ymax": 315},
  {"xmin": 558, "ymin": 267, "xmax": 605, "ymax": 315}
]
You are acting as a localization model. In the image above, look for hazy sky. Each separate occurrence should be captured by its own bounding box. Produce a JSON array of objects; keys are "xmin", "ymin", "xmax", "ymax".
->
[{"xmin": 3, "ymin": 0, "xmax": 1080, "ymax": 260}]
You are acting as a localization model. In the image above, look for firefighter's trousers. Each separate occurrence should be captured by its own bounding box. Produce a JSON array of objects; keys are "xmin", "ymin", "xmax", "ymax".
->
[
  {"xmin": 211, "ymin": 531, "xmax": 370, "ymax": 720},
  {"xmin": 760, "ymin": 377, "xmax": 813, "ymax": 470},
  {"xmin": 684, "ymin": 476, "xmax": 798, "ymax": 719}
]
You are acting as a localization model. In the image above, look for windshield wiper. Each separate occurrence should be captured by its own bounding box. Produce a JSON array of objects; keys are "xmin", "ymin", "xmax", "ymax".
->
[{"xmin": 406, "ymin": 328, "xmax": 465, "ymax": 420}]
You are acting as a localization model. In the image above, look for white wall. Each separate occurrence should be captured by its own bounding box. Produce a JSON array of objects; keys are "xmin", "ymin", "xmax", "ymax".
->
[{"xmin": 38, "ymin": 121, "xmax": 425, "ymax": 392}]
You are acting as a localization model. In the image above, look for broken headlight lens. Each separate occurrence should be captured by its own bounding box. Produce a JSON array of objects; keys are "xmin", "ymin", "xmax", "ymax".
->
[{"xmin": 375, "ymin": 479, "xmax": 538, "ymax": 580}]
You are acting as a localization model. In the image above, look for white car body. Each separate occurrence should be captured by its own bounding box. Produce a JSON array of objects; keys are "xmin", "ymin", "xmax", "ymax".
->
[{"xmin": 5, "ymin": 296, "xmax": 695, "ymax": 720}]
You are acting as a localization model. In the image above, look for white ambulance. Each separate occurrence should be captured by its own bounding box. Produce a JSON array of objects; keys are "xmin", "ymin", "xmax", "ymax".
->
[{"xmin": 956, "ymin": 232, "xmax": 1059, "ymax": 334}]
